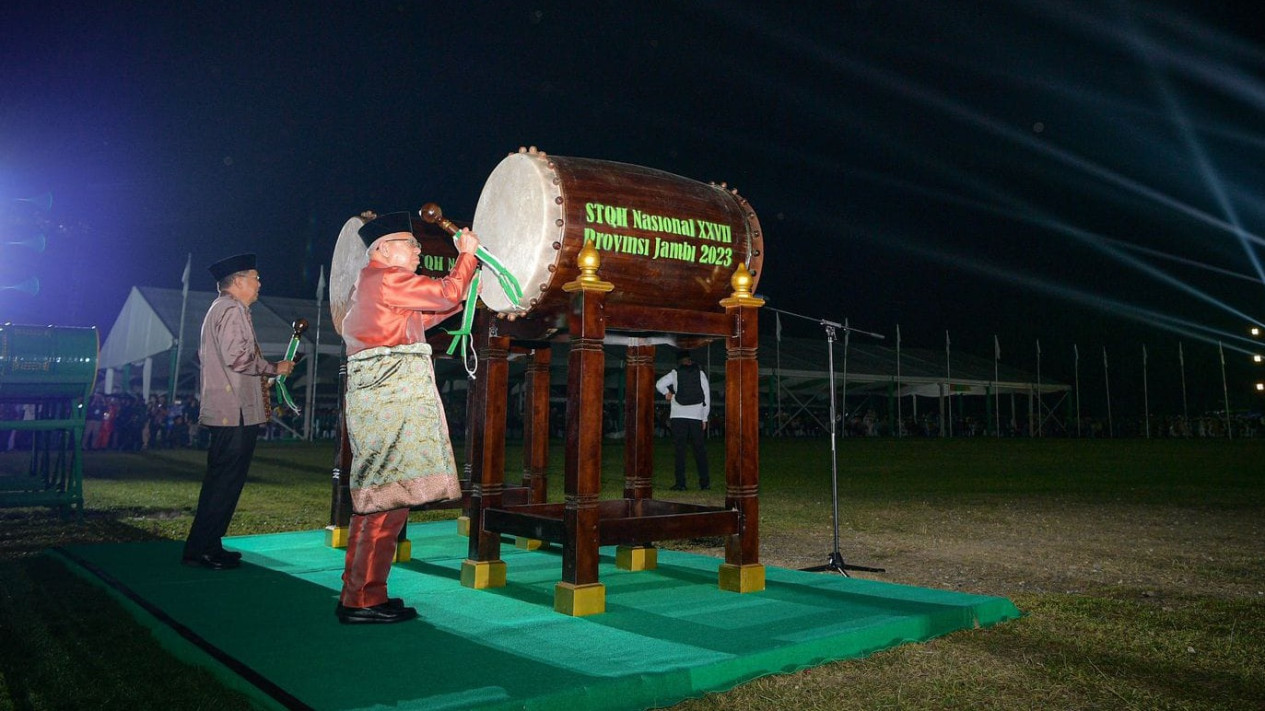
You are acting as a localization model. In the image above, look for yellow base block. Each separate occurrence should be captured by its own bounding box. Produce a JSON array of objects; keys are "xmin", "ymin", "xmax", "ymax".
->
[
  {"xmin": 460, "ymin": 559, "xmax": 507, "ymax": 589},
  {"xmin": 456, "ymin": 516, "xmax": 471, "ymax": 537},
  {"xmin": 554, "ymin": 582, "xmax": 606, "ymax": 616},
  {"xmin": 515, "ymin": 537, "xmax": 545, "ymax": 551},
  {"xmin": 394, "ymin": 539, "xmax": 412, "ymax": 563},
  {"xmin": 718, "ymin": 563, "xmax": 766, "ymax": 593},
  {"xmin": 324, "ymin": 525, "xmax": 349, "ymax": 549},
  {"xmin": 615, "ymin": 545, "xmax": 658, "ymax": 571}
]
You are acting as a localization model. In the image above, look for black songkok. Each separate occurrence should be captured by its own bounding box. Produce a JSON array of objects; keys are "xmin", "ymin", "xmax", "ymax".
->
[
  {"xmin": 208, "ymin": 253, "xmax": 256, "ymax": 282},
  {"xmin": 357, "ymin": 212, "xmax": 414, "ymax": 248}
]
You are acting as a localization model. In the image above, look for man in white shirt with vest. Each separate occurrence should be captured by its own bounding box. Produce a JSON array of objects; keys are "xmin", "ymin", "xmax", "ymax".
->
[{"xmin": 656, "ymin": 350, "xmax": 711, "ymax": 491}]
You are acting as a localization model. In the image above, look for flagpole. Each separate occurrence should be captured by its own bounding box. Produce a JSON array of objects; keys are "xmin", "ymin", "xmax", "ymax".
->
[
  {"xmin": 896, "ymin": 325, "xmax": 902, "ymax": 438},
  {"xmin": 1035, "ymin": 339, "xmax": 1042, "ymax": 437},
  {"xmin": 991, "ymin": 333, "xmax": 1001, "ymax": 437},
  {"xmin": 170, "ymin": 253, "xmax": 192, "ymax": 403},
  {"xmin": 944, "ymin": 330, "xmax": 952, "ymax": 438},
  {"xmin": 1143, "ymin": 344, "xmax": 1150, "ymax": 439},
  {"xmin": 1219, "ymin": 341, "xmax": 1232, "ymax": 439},
  {"xmin": 1074, "ymin": 344, "xmax": 1081, "ymax": 437},
  {"xmin": 1178, "ymin": 342, "xmax": 1188, "ymax": 436},
  {"xmin": 840, "ymin": 318, "xmax": 850, "ymax": 437},
  {"xmin": 1104, "ymin": 347, "xmax": 1113, "ymax": 438},
  {"xmin": 776, "ymin": 312, "xmax": 782, "ymax": 433},
  {"xmin": 305, "ymin": 266, "xmax": 326, "ymax": 441}
]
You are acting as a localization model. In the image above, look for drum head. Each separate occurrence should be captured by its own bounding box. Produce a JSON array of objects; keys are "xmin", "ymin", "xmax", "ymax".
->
[
  {"xmin": 330, "ymin": 216, "xmax": 369, "ymax": 334},
  {"xmin": 472, "ymin": 153, "xmax": 564, "ymax": 313}
]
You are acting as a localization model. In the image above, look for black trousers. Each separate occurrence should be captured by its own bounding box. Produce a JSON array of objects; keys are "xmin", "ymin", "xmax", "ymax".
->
[
  {"xmin": 183, "ymin": 423, "xmax": 259, "ymax": 558},
  {"xmin": 670, "ymin": 417, "xmax": 709, "ymax": 488}
]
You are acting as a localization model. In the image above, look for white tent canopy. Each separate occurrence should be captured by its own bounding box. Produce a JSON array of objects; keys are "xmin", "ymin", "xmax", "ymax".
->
[
  {"xmin": 97, "ymin": 286, "xmax": 344, "ymax": 434},
  {"xmin": 98, "ymin": 286, "xmax": 1069, "ymax": 439}
]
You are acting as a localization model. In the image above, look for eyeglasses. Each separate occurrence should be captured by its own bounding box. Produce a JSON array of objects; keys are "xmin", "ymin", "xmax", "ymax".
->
[{"xmin": 382, "ymin": 238, "xmax": 420, "ymax": 249}]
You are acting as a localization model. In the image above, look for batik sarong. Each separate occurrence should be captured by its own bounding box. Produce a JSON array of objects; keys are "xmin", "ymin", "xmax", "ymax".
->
[{"xmin": 345, "ymin": 342, "xmax": 460, "ymax": 514}]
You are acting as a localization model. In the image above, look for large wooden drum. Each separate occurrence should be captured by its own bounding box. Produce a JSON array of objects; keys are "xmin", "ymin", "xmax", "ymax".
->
[{"xmin": 470, "ymin": 149, "xmax": 764, "ymax": 318}]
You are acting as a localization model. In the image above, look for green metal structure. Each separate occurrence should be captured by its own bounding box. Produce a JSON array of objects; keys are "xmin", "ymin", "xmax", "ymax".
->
[{"xmin": 0, "ymin": 324, "xmax": 99, "ymax": 516}]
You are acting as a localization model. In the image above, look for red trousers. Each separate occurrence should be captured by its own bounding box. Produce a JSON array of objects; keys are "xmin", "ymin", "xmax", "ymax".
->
[{"xmin": 339, "ymin": 508, "xmax": 409, "ymax": 608}]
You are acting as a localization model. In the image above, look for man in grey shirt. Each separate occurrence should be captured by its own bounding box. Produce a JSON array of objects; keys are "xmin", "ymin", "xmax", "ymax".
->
[{"xmin": 182, "ymin": 253, "xmax": 294, "ymax": 569}]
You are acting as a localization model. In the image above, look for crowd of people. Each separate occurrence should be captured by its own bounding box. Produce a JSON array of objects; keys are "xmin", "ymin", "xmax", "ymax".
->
[
  {"xmin": 78, "ymin": 392, "xmax": 200, "ymax": 451},
  {"xmin": 756, "ymin": 406, "xmax": 1265, "ymax": 439}
]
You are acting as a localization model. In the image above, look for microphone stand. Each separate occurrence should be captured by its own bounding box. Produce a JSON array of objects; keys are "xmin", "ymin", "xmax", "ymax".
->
[{"xmin": 768, "ymin": 307, "xmax": 885, "ymax": 576}]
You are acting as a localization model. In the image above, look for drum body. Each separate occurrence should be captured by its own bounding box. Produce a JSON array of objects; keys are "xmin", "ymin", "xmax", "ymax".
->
[
  {"xmin": 0, "ymin": 324, "xmax": 99, "ymax": 399},
  {"xmin": 471, "ymin": 152, "xmax": 764, "ymax": 319}
]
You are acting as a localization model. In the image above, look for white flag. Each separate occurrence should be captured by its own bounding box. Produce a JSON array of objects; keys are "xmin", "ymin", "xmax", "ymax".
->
[
  {"xmin": 994, "ymin": 335, "xmax": 1000, "ymax": 360},
  {"xmin": 1074, "ymin": 343, "xmax": 1079, "ymax": 362},
  {"xmin": 1036, "ymin": 339, "xmax": 1041, "ymax": 357},
  {"xmin": 775, "ymin": 312, "xmax": 782, "ymax": 342},
  {"xmin": 316, "ymin": 265, "xmax": 327, "ymax": 305},
  {"xmin": 180, "ymin": 253, "xmax": 191, "ymax": 298},
  {"xmin": 896, "ymin": 324, "xmax": 901, "ymax": 347}
]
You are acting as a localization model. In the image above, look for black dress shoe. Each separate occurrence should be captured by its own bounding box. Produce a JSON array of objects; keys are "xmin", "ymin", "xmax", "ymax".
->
[
  {"xmin": 669, "ymin": 484, "xmax": 687, "ymax": 491},
  {"xmin": 699, "ymin": 484, "xmax": 711, "ymax": 490},
  {"xmin": 181, "ymin": 552, "xmax": 241, "ymax": 570},
  {"xmin": 337, "ymin": 602, "xmax": 418, "ymax": 625},
  {"xmin": 334, "ymin": 598, "xmax": 404, "ymax": 617},
  {"xmin": 216, "ymin": 549, "xmax": 243, "ymax": 561}
]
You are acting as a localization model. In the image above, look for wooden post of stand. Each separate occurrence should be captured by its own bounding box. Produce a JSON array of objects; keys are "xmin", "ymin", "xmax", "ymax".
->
[
  {"xmin": 456, "ymin": 345, "xmax": 478, "ymax": 538},
  {"xmin": 622, "ymin": 343, "xmax": 656, "ymax": 501},
  {"xmin": 616, "ymin": 342, "xmax": 658, "ymax": 572},
  {"xmin": 461, "ymin": 315, "xmax": 511, "ymax": 590},
  {"xmin": 719, "ymin": 264, "xmax": 766, "ymax": 593},
  {"xmin": 325, "ymin": 359, "xmax": 352, "ymax": 548},
  {"xmin": 556, "ymin": 242, "xmax": 613, "ymax": 616},
  {"xmin": 516, "ymin": 346, "xmax": 552, "ymax": 550}
]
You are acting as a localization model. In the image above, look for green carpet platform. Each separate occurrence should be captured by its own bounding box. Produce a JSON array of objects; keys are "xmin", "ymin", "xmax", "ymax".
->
[{"xmin": 53, "ymin": 522, "xmax": 1021, "ymax": 711}]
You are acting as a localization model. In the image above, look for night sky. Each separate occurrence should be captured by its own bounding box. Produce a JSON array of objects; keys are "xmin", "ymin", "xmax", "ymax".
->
[{"xmin": 3, "ymin": 1, "xmax": 1265, "ymax": 415}]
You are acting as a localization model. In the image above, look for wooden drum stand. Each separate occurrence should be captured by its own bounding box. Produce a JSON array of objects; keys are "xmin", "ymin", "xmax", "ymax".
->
[{"xmin": 460, "ymin": 242, "xmax": 765, "ymax": 616}]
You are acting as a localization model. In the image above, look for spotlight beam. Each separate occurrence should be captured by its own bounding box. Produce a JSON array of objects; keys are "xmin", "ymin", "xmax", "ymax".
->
[
  {"xmin": 857, "ymin": 224, "xmax": 1261, "ymax": 353},
  {"xmin": 0, "ymin": 277, "xmax": 40, "ymax": 295},
  {"xmin": 712, "ymin": 2, "xmax": 1265, "ymax": 253},
  {"xmin": 2, "ymin": 235, "xmax": 46, "ymax": 252},
  {"xmin": 670, "ymin": 96, "xmax": 1264, "ymax": 334},
  {"xmin": 1120, "ymin": 9, "xmax": 1265, "ymax": 286}
]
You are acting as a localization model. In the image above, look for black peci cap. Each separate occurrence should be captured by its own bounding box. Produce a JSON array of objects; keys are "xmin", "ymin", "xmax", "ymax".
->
[
  {"xmin": 357, "ymin": 212, "xmax": 414, "ymax": 248},
  {"xmin": 207, "ymin": 253, "xmax": 256, "ymax": 282}
]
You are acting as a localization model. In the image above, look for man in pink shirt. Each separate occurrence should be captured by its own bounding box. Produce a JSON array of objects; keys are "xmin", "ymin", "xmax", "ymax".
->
[
  {"xmin": 184, "ymin": 253, "xmax": 295, "ymax": 570},
  {"xmin": 336, "ymin": 212, "xmax": 480, "ymax": 624}
]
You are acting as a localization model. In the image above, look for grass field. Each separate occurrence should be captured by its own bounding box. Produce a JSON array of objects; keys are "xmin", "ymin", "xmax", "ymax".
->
[{"xmin": 1, "ymin": 437, "xmax": 1263, "ymax": 710}]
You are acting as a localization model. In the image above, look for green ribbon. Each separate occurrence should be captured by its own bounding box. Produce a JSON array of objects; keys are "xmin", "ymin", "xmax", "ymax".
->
[
  {"xmin": 444, "ymin": 270, "xmax": 481, "ymax": 360},
  {"xmin": 274, "ymin": 334, "xmax": 302, "ymax": 415},
  {"xmin": 444, "ymin": 245, "xmax": 525, "ymax": 375},
  {"xmin": 473, "ymin": 244, "xmax": 525, "ymax": 306}
]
